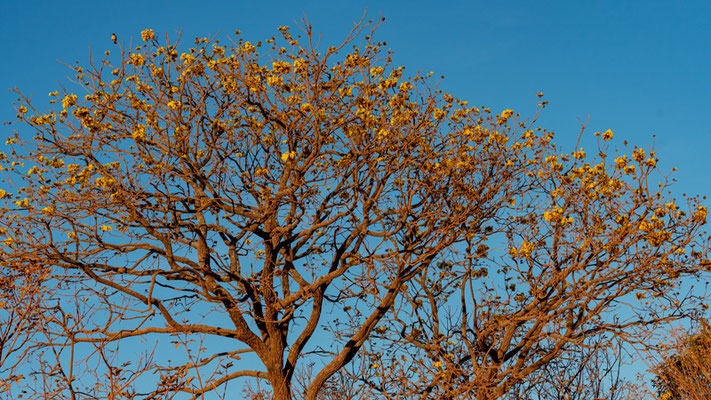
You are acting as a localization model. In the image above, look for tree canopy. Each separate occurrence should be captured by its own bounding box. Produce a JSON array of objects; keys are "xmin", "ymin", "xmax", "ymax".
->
[{"xmin": 1, "ymin": 18, "xmax": 710, "ymax": 400}]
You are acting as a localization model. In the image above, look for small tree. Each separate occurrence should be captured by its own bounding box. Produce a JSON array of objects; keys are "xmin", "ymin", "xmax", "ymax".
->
[
  {"xmin": 651, "ymin": 325, "xmax": 711, "ymax": 400},
  {"xmin": 0, "ymin": 253, "xmax": 46, "ymax": 394},
  {"xmin": 1, "ymin": 17, "xmax": 709, "ymax": 400}
]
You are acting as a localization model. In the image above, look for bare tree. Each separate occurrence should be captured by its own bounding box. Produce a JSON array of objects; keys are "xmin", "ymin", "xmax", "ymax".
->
[{"xmin": 1, "ymin": 16, "xmax": 709, "ymax": 400}]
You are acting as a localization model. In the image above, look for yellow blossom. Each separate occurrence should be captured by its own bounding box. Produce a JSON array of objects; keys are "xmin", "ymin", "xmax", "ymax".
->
[
  {"xmin": 133, "ymin": 124, "xmax": 146, "ymax": 140},
  {"xmin": 2, "ymin": 237, "xmax": 14, "ymax": 246},
  {"xmin": 41, "ymin": 206, "xmax": 54, "ymax": 213},
  {"xmin": 281, "ymin": 151, "xmax": 296, "ymax": 161},
  {"xmin": 602, "ymin": 129, "xmax": 613, "ymax": 141},
  {"xmin": 267, "ymin": 76, "xmax": 283, "ymax": 87},
  {"xmin": 167, "ymin": 101, "xmax": 180, "ymax": 110},
  {"xmin": 693, "ymin": 206, "xmax": 708, "ymax": 223},
  {"xmin": 67, "ymin": 232, "xmax": 77, "ymax": 239},
  {"xmin": 518, "ymin": 240, "xmax": 534, "ymax": 259},
  {"xmin": 141, "ymin": 29, "xmax": 155, "ymax": 42},
  {"xmin": 62, "ymin": 94, "xmax": 77, "ymax": 109},
  {"xmin": 0, "ymin": 189, "xmax": 5, "ymax": 199},
  {"xmin": 243, "ymin": 41, "xmax": 255, "ymax": 53},
  {"xmin": 180, "ymin": 53, "xmax": 194, "ymax": 64},
  {"xmin": 632, "ymin": 148, "xmax": 645, "ymax": 163},
  {"xmin": 399, "ymin": 81, "xmax": 412, "ymax": 91},
  {"xmin": 271, "ymin": 60, "xmax": 291, "ymax": 74},
  {"xmin": 293, "ymin": 58, "xmax": 308, "ymax": 73},
  {"xmin": 100, "ymin": 225, "xmax": 113, "ymax": 232},
  {"xmin": 501, "ymin": 109, "xmax": 514, "ymax": 119},
  {"xmin": 14, "ymin": 198, "xmax": 29, "ymax": 208},
  {"xmin": 95, "ymin": 177, "xmax": 116, "ymax": 188},
  {"xmin": 128, "ymin": 53, "xmax": 145, "ymax": 66}
]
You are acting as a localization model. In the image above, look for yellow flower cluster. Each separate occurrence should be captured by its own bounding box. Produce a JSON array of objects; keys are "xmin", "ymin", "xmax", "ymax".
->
[
  {"xmin": 378, "ymin": 78, "xmax": 398, "ymax": 91},
  {"xmin": 544, "ymin": 207, "xmax": 564, "ymax": 223},
  {"xmin": 267, "ymin": 76, "xmax": 283, "ymax": 87},
  {"xmin": 141, "ymin": 29, "xmax": 155, "ymax": 42},
  {"xmin": 180, "ymin": 53, "xmax": 195, "ymax": 65},
  {"xmin": 281, "ymin": 151, "xmax": 297, "ymax": 162},
  {"xmin": 614, "ymin": 155, "xmax": 627, "ymax": 169},
  {"xmin": 510, "ymin": 240, "xmax": 534, "ymax": 259},
  {"xmin": 27, "ymin": 166, "xmax": 44, "ymax": 176},
  {"xmin": 693, "ymin": 206, "xmax": 708, "ymax": 223},
  {"xmin": 128, "ymin": 53, "xmax": 145, "ymax": 67},
  {"xmin": 14, "ymin": 198, "xmax": 29, "ymax": 208},
  {"xmin": 572, "ymin": 148, "xmax": 586, "ymax": 160},
  {"xmin": 62, "ymin": 94, "xmax": 77, "ymax": 110},
  {"xmin": 94, "ymin": 176, "xmax": 116, "ymax": 189},
  {"xmin": 271, "ymin": 60, "xmax": 291, "ymax": 74},
  {"xmin": 242, "ymin": 42, "xmax": 255, "ymax": 53},
  {"xmin": 399, "ymin": 81, "xmax": 412, "ymax": 92},
  {"xmin": 133, "ymin": 124, "xmax": 146, "ymax": 140},
  {"xmin": 632, "ymin": 148, "xmax": 645, "ymax": 163},
  {"xmin": 544, "ymin": 155, "xmax": 564, "ymax": 172},
  {"xmin": 293, "ymin": 58, "xmax": 308, "ymax": 73}
]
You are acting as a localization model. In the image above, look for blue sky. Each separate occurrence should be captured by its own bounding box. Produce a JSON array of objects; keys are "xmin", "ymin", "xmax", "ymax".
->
[
  {"xmin": 3, "ymin": 0, "xmax": 710, "ymax": 198},
  {"xmin": 2, "ymin": 0, "xmax": 710, "ymax": 393}
]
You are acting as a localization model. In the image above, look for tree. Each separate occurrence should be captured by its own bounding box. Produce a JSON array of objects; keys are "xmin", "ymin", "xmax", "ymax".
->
[
  {"xmin": 0, "ymin": 248, "xmax": 46, "ymax": 394},
  {"xmin": 1, "ymin": 17, "xmax": 710, "ymax": 400},
  {"xmin": 650, "ymin": 324, "xmax": 711, "ymax": 400}
]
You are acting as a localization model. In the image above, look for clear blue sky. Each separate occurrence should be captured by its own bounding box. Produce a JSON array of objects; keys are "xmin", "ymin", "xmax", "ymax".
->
[
  {"xmin": 2, "ymin": 0, "xmax": 710, "ymax": 392},
  {"xmin": 2, "ymin": 0, "xmax": 710, "ymax": 197}
]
